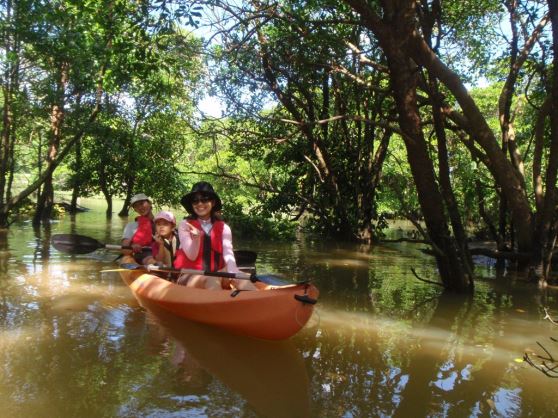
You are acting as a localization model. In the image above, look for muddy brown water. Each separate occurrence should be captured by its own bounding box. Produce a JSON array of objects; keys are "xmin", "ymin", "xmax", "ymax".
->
[{"xmin": 1, "ymin": 199, "xmax": 557, "ymax": 417}]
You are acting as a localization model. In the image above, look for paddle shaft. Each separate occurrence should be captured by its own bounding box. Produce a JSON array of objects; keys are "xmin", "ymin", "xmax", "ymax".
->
[
  {"xmin": 51, "ymin": 233, "xmax": 149, "ymax": 254},
  {"xmin": 144, "ymin": 266, "xmax": 256, "ymax": 281},
  {"xmin": 109, "ymin": 264, "xmax": 305, "ymax": 287},
  {"xmin": 107, "ymin": 244, "xmax": 137, "ymax": 251},
  {"xmin": 91, "ymin": 243, "xmax": 256, "ymax": 266},
  {"xmin": 51, "ymin": 234, "xmax": 257, "ymax": 265},
  {"xmin": 122, "ymin": 263, "xmax": 254, "ymax": 281}
]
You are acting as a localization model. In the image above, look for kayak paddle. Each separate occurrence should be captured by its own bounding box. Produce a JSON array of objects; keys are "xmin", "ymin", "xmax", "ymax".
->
[
  {"xmin": 121, "ymin": 262, "xmax": 256, "ymax": 280},
  {"xmin": 51, "ymin": 233, "xmax": 139, "ymax": 254},
  {"xmin": 108, "ymin": 263, "xmax": 296, "ymax": 287},
  {"xmin": 51, "ymin": 233, "xmax": 258, "ymax": 266}
]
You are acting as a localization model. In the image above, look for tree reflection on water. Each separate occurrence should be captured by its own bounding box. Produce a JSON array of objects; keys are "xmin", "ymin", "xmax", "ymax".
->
[{"xmin": 1, "ymin": 214, "xmax": 558, "ymax": 417}]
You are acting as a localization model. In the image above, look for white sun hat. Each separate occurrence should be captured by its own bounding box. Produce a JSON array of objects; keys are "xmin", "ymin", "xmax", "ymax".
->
[{"xmin": 129, "ymin": 193, "xmax": 150, "ymax": 207}]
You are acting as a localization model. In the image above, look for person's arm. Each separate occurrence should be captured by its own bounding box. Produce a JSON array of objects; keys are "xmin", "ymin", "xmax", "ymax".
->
[
  {"xmin": 222, "ymin": 224, "xmax": 256, "ymax": 290},
  {"xmin": 178, "ymin": 220, "xmax": 201, "ymax": 260},
  {"xmin": 152, "ymin": 235, "xmax": 165, "ymax": 263},
  {"xmin": 222, "ymin": 224, "xmax": 240, "ymax": 273},
  {"xmin": 122, "ymin": 222, "xmax": 138, "ymax": 253}
]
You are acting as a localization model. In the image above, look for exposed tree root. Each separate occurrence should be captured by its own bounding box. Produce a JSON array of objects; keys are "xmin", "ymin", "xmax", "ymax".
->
[{"xmin": 524, "ymin": 308, "xmax": 558, "ymax": 378}]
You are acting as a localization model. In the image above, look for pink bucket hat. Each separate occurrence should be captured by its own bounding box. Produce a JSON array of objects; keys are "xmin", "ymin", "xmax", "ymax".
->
[{"xmin": 154, "ymin": 211, "xmax": 176, "ymax": 224}]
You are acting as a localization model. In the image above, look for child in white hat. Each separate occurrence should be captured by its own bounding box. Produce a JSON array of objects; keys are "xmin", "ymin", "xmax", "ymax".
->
[{"xmin": 121, "ymin": 193, "xmax": 155, "ymax": 264}]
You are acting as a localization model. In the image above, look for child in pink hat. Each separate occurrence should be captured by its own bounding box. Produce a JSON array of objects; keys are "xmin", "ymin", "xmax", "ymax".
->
[{"xmin": 144, "ymin": 211, "xmax": 179, "ymax": 268}]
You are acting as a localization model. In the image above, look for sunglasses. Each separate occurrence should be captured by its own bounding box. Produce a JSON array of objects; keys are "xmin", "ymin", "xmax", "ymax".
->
[{"xmin": 191, "ymin": 197, "xmax": 212, "ymax": 205}]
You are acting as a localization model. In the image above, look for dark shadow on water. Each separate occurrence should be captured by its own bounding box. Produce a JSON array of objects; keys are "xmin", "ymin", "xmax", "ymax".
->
[
  {"xmin": 0, "ymin": 229, "xmax": 9, "ymax": 275},
  {"xmin": 32, "ymin": 222, "xmax": 52, "ymax": 264},
  {"xmin": 138, "ymin": 297, "xmax": 312, "ymax": 418}
]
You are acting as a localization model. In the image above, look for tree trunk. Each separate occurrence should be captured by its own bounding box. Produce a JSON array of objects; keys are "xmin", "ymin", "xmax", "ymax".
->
[
  {"xmin": 0, "ymin": 79, "xmax": 14, "ymax": 209},
  {"xmin": 391, "ymin": 57, "xmax": 471, "ymax": 292},
  {"xmin": 402, "ymin": 20, "xmax": 534, "ymax": 254},
  {"xmin": 99, "ymin": 150, "xmax": 113, "ymax": 218},
  {"xmin": 256, "ymin": 28, "xmax": 352, "ymax": 237},
  {"xmin": 419, "ymin": 0, "xmax": 473, "ymax": 273},
  {"xmin": 101, "ymin": 187, "xmax": 113, "ymax": 218},
  {"xmin": 34, "ymin": 63, "xmax": 69, "ymax": 225},
  {"xmin": 118, "ymin": 186, "xmax": 133, "ymax": 217},
  {"xmin": 69, "ymin": 137, "xmax": 82, "ymax": 214},
  {"xmin": 358, "ymin": 128, "xmax": 391, "ymax": 242},
  {"xmin": 36, "ymin": 131, "xmax": 43, "ymax": 200},
  {"xmin": 0, "ymin": 212, "xmax": 8, "ymax": 229},
  {"xmin": 429, "ymin": 76, "xmax": 473, "ymax": 275},
  {"xmin": 106, "ymin": 198, "xmax": 113, "ymax": 218},
  {"xmin": 495, "ymin": 1, "xmax": 537, "ymax": 269},
  {"xmin": 6, "ymin": 108, "xmax": 17, "ymax": 207},
  {"xmin": 0, "ymin": 0, "xmax": 16, "ymax": 222},
  {"xmin": 118, "ymin": 107, "xmax": 144, "ymax": 217},
  {"xmin": 70, "ymin": 97, "xmax": 83, "ymax": 213},
  {"xmin": 3, "ymin": 70, "xmax": 104, "ymax": 222},
  {"xmin": 70, "ymin": 183, "xmax": 79, "ymax": 213},
  {"xmin": 531, "ymin": 0, "xmax": 558, "ymax": 284},
  {"xmin": 33, "ymin": 176, "xmax": 54, "ymax": 225},
  {"xmin": 345, "ymin": 0, "xmax": 473, "ymax": 291}
]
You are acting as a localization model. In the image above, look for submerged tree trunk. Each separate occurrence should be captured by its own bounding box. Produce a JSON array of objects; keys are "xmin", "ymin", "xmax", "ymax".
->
[
  {"xmin": 419, "ymin": 0, "xmax": 473, "ymax": 275},
  {"xmin": 118, "ymin": 186, "xmax": 133, "ymax": 217},
  {"xmin": 99, "ymin": 146, "xmax": 113, "ymax": 219},
  {"xmin": 101, "ymin": 188, "xmax": 113, "ymax": 218},
  {"xmin": 531, "ymin": 0, "xmax": 558, "ymax": 284},
  {"xmin": 343, "ymin": 0, "xmax": 558, "ymax": 284},
  {"xmin": 33, "ymin": 63, "xmax": 69, "ymax": 225},
  {"xmin": 389, "ymin": 56, "xmax": 472, "ymax": 292},
  {"xmin": 430, "ymin": 83, "xmax": 474, "ymax": 276},
  {"xmin": 0, "ymin": 0, "xmax": 18, "ymax": 229},
  {"xmin": 345, "ymin": 0, "xmax": 473, "ymax": 291},
  {"xmin": 0, "ymin": 76, "xmax": 14, "ymax": 219},
  {"xmin": 70, "ymin": 97, "xmax": 83, "ymax": 213},
  {"xmin": 390, "ymin": 48, "xmax": 470, "ymax": 290},
  {"xmin": 395, "ymin": 8, "xmax": 535, "ymax": 255}
]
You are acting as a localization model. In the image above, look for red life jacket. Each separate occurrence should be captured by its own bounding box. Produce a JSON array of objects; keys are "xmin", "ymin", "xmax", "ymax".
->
[
  {"xmin": 131, "ymin": 215, "xmax": 155, "ymax": 247},
  {"xmin": 174, "ymin": 219, "xmax": 225, "ymax": 271}
]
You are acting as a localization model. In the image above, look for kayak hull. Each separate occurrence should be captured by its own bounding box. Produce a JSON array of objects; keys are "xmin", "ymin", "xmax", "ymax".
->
[{"xmin": 119, "ymin": 270, "xmax": 319, "ymax": 340}]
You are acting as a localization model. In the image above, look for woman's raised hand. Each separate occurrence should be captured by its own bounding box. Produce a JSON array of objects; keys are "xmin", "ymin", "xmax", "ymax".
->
[{"xmin": 179, "ymin": 220, "xmax": 200, "ymax": 237}]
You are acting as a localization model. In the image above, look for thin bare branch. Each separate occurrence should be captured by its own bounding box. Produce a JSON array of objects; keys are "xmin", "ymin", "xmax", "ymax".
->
[{"xmin": 411, "ymin": 267, "xmax": 445, "ymax": 287}]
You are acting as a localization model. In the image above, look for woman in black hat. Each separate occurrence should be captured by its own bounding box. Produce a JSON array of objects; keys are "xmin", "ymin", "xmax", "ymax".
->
[{"xmin": 174, "ymin": 182, "xmax": 256, "ymax": 290}]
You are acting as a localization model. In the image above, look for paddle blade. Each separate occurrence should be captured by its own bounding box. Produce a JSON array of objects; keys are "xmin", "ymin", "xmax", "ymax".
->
[
  {"xmin": 51, "ymin": 234, "xmax": 105, "ymax": 254},
  {"xmin": 234, "ymin": 250, "xmax": 257, "ymax": 267},
  {"xmin": 255, "ymin": 274, "xmax": 290, "ymax": 286},
  {"xmin": 119, "ymin": 263, "xmax": 144, "ymax": 270},
  {"xmin": 100, "ymin": 268, "xmax": 131, "ymax": 273}
]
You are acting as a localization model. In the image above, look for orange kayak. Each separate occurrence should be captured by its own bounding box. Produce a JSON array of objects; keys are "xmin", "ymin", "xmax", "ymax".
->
[{"xmin": 119, "ymin": 269, "xmax": 319, "ymax": 340}]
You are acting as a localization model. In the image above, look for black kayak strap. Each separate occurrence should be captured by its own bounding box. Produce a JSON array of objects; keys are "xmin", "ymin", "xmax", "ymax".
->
[{"xmin": 202, "ymin": 233, "xmax": 211, "ymax": 271}]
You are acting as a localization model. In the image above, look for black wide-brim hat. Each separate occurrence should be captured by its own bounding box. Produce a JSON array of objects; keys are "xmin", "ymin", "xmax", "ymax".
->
[{"xmin": 180, "ymin": 181, "xmax": 223, "ymax": 214}]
